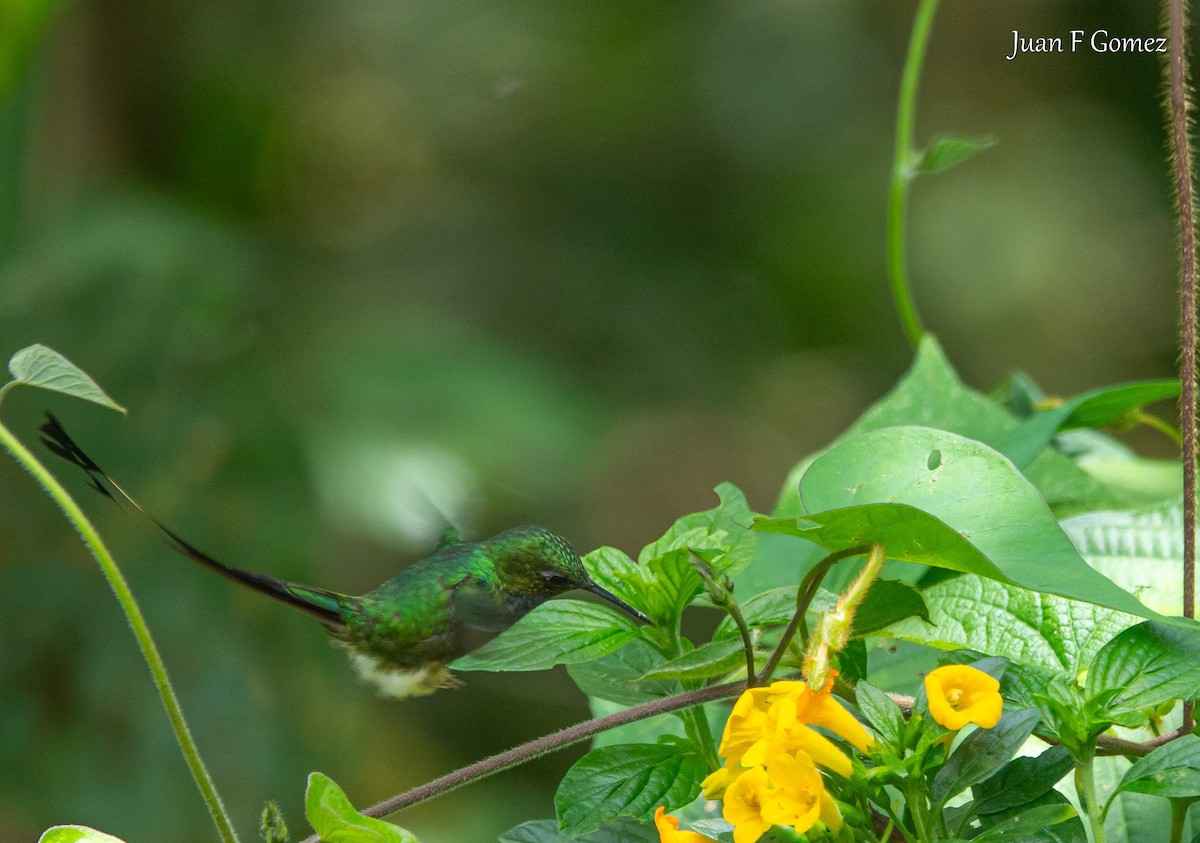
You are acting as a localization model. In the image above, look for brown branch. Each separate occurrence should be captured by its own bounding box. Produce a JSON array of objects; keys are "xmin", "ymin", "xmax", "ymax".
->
[
  {"xmin": 298, "ymin": 681, "xmax": 746, "ymax": 843},
  {"xmin": 1166, "ymin": 0, "xmax": 1197, "ymax": 734}
]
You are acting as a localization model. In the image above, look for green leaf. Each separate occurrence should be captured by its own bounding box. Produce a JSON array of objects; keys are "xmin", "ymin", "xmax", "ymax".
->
[
  {"xmin": 1086, "ymin": 621, "xmax": 1200, "ymax": 716},
  {"xmin": 305, "ymin": 772, "xmax": 420, "ymax": 843},
  {"xmin": 713, "ymin": 587, "xmax": 798, "ymax": 639},
  {"xmin": 554, "ymin": 741, "xmax": 706, "ymax": 838},
  {"xmin": 499, "ymin": 818, "xmax": 658, "ymax": 843},
  {"xmin": 972, "ymin": 800, "xmax": 1079, "ymax": 842},
  {"xmin": 1117, "ymin": 735, "xmax": 1200, "ymax": 798},
  {"xmin": 852, "ymin": 579, "xmax": 929, "ymax": 635},
  {"xmin": 637, "ymin": 637, "xmax": 749, "ymax": 682},
  {"xmin": 567, "ymin": 639, "xmax": 680, "ymax": 706},
  {"xmin": 642, "ymin": 483, "xmax": 760, "ymax": 578},
  {"xmin": 824, "ymin": 336, "xmax": 1115, "ymax": 516},
  {"xmin": 1062, "ymin": 501, "xmax": 1188, "ymax": 616},
  {"xmin": 992, "ymin": 380, "xmax": 1180, "ymax": 469},
  {"xmin": 451, "ymin": 600, "xmax": 637, "ymax": 672},
  {"xmin": 585, "ymin": 544, "xmax": 705, "ymax": 629},
  {"xmin": 8, "ymin": 344, "xmax": 126, "ymax": 413},
  {"xmin": 782, "ymin": 425, "xmax": 1162, "ymax": 620},
  {"xmin": 882, "ymin": 575, "xmax": 1136, "ymax": 673},
  {"xmin": 37, "ymin": 828, "xmax": 128, "ymax": 843},
  {"xmin": 972, "ymin": 745, "xmax": 1075, "ymax": 815},
  {"xmin": 931, "ymin": 707, "xmax": 1041, "ymax": 806},
  {"xmin": 915, "ymin": 135, "xmax": 996, "ymax": 175},
  {"xmin": 854, "ymin": 681, "xmax": 905, "ymax": 748}
]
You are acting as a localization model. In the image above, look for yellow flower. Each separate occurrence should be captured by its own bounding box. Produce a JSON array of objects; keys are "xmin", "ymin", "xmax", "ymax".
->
[
  {"xmin": 653, "ymin": 806, "xmax": 719, "ymax": 843},
  {"xmin": 740, "ymin": 695, "xmax": 855, "ymax": 777},
  {"xmin": 762, "ymin": 750, "xmax": 843, "ymax": 835},
  {"xmin": 718, "ymin": 681, "xmax": 873, "ymax": 777},
  {"xmin": 723, "ymin": 766, "xmax": 775, "ymax": 843},
  {"xmin": 924, "ymin": 664, "xmax": 1003, "ymax": 730}
]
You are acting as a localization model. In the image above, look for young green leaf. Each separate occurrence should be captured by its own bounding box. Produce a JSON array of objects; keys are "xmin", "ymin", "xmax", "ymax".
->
[
  {"xmin": 451, "ymin": 600, "xmax": 637, "ymax": 672},
  {"xmin": 931, "ymin": 707, "xmax": 1041, "ymax": 807},
  {"xmin": 8, "ymin": 344, "xmax": 126, "ymax": 413},
  {"xmin": 636, "ymin": 637, "xmax": 748, "ymax": 682},
  {"xmin": 854, "ymin": 681, "xmax": 905, "ymax": 748},
  {"xmin": 915, "ymin": 135, "xmax": 996, "ymax": 175},
  {"xmin": 305, "ymin": 772, "xmax": 420, "ymax": 843},
  {"xmin": 261, "ymin": 801, "xmax": 290, "ymax": 843},
  {"xmin": 882, "ymin": 574, "xmax": 1135, "ymax": 674},
  {"xmin": 554, "ymin": 741, "xmax": 705, "ymax": 838},
  {"xmin": 1117, "ymin": 735, "xmax": 1200, "ymax": 798},
  {"xmin": 499, "ymin": 818, "xmax": 658, "ymax": 843},
  {"xmin": 1086, "ymin": 621, "xmax": 1200, "ymax": 717},
  {"xmin": 991, "ymin": 380, "xmax": 1180, "ymax": 469},
  {"xmin": 642, "ymin": 483, "xmax": 760, "ymax": 578},
  {"xmin": 971, "ymin": 745, "xmax": 1075, "ymax": 815},
  {"xmin": 38, "ymin": 828, "xmax": 128, "ymax": 843}
]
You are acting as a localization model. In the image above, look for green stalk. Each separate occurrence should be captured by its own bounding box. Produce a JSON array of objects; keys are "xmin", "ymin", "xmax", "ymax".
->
[
  {"xmin": 1075, "ymin": 755, "xmax": 1105, "ymax": 843},
  {"xmin": 0, "ymin": 410, "xmax": 240, "ymax": 843},
  {"xmin": 888, "ymin": 0, "xmax": 940, "ymax": 348},
  {"xmin": 1168, "ymin": 797, "xmax": 1191, "ymax": 843}
]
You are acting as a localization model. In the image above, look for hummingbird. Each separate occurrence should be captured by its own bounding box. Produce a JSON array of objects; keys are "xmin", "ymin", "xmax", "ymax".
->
[{"xmin": 40, "ymin": 414, "xmax": 649, "ymax": 698}]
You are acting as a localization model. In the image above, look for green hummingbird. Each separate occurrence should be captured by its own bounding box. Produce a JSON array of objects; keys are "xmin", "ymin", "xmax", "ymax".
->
[{"xmin": 41, "ymin": 414, "xmax": 648, "ymax": 698}]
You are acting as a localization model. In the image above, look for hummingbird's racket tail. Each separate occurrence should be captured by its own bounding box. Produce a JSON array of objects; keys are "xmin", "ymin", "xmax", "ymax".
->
[{"xmin": 40, "ymin": 413, "xmax": 348, "ymax": 631}]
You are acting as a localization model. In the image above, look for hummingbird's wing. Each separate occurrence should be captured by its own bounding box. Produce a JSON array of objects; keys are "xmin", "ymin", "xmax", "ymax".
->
[{"xmin": 40, "ymin": 413, "xmax": 349, "ymax": 632}]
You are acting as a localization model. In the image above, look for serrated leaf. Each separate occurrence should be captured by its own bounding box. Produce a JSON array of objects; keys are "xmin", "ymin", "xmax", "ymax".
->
[
  {"xmin": 1061, "ymin": 502, "xmax": 1187, "ymax": 616},
  {"xmin": 915, "ymin": 135, "xmax": 996, "ymax": 175},
  {"xmin": 932, "ymin": 707, "xmax": 1040, "ymax": 806},
  {"xmin": 641, "ymin": 483, "xmax": 760, "ymax": 578},
  {"xmin": 637, "ymin": 637, "xmax": 748, "ymax": 682},
  {"xmin": 585, "ymin": 543, "xmax": 704, "ymax": 628},
  {"xmin": 992, "ymin": 380, "xmax": 1180, "ymax": 469},
  {"xmin": 1117, "ymin": 735, "xmax": 1200, "ymax": 798},
  {"xmin": 567, "ymin": 638, "xmax": 679, "ymax": 706},
  {"xmin": 8, "ymin": 344, "xmax": 126, "ymax": 413},
  {"xmin": 882, "ymin": 575, "xmax": 1136, "ymax": 673},
  {"xmin": 778, "ymin": 425, "xmax": 1162, "ymax": 621},
  {"xmin": 499, "ymin": 818, "xmax": 658, "ymax": 843},
  {"xmin": 972, "ymin": 745, "xmax": 1075, "ymax": 815},
  {"xmin": 451, "ymin": 600, "xmax": 636, "ymax": 672},
  {"xmin": 1087, "ymin": 621, "xmax": 1200, "ymax": 718},
  {"xmin": 554, "ymin": 742, "xmax": 705, "ymax": 838},
  {"xmin": 305, "ymin": 772, "xmax": 420, "ymax": 843},
  {"xmin": 38, "ymin": 828, "xmax": 128, "ymax": 843}
]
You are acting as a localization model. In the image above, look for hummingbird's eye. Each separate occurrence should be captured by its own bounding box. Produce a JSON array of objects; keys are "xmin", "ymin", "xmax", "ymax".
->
[{"xmin": 542, "ymin": 572, "xmax": 571, "ymax": 587}]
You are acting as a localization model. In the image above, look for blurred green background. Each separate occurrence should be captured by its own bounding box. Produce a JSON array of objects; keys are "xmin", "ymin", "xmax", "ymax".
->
[{"xmin": 0, "ymin": 1, "xmax": 1181, "ymax": 841}]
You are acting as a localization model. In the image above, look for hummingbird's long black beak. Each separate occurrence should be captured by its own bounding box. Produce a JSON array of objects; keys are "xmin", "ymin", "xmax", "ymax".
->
[{"xmin": 585, "ymin": 583, "xmax": 652, "ymax": 625}]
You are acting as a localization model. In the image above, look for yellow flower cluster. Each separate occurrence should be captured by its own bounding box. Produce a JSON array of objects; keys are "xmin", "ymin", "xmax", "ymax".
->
[{"xmin": 697, "ymin": 680, "xmax": 873, "ymax": 843}]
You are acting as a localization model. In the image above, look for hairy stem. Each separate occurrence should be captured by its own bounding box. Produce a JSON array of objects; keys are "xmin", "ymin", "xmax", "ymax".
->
[
  {"xmin": 887, "ymin": 0, "xmax": 940, "ymax": 348},
  {"xmin": 0, "ymin": 409, "xmax": 240, "ymax": 843},
  {"xmin": 1167, "ymin": 0, "xmax": 1197, "ymax": 734},
  {"xmin": 758, "ymin": 546, "xmax": 869, "ymax": 684},
  {"xmin": 295, "ymin": 680, "xmax": 747, "ymax": 842}
]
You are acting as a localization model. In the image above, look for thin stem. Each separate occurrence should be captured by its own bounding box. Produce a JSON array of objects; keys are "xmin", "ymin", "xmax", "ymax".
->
[
  {"xmin": 663, "ymin": 620, "xmax": 720, "ymax": 769},
  {"xmin": 723, "ymin": 596, "xmax": 758, "ymax": 687},
  {"xmin": 887, "ymin": 0, "xmax": 940, "ymax": 348},
  {"xmin": 294, "ymin": 680, "xmax": 746, "ymax": 843},
  {"xmin": 0, "ymin": 409, "xmax": 240, "ymax": 843},
  {"xmin": 1167, "ymin": 0, "xmax": 1198, "ymax": 737},
  {"xmin": 1134, "ymin": 411, "xmax": 1184, "ymax": 445},
  {"xmin": 758, "ymin": 546, "xmax": 869, "ymax": 684}
]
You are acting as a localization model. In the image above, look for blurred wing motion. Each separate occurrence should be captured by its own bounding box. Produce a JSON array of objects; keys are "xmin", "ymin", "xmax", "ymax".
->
[{"xmin": 39, "ymin": 413, "xmax": 348, "ymax": 631}]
